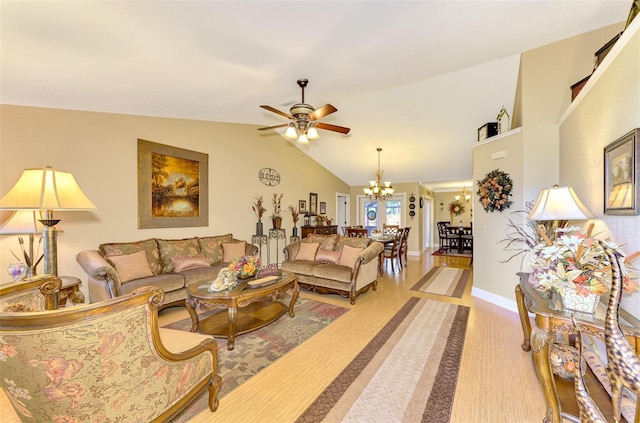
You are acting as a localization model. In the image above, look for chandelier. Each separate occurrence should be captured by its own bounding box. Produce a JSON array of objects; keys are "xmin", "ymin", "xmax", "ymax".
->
[
  {"xmin": 455, "ymin": 186, "xmax": 471, "ymax": 203},
  {"xmin": 363, "ymin": 148, "xmax": 394, "ymax": 201}
]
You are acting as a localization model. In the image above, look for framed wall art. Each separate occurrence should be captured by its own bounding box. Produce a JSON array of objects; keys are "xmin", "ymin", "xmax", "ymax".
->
[
  {"xmin": 604, "ymin": 128, "xmax": 640, "ymax": 215},
  {"xmin": 309, "ymin": 193, "xmax": 318, "ymax": 215},
  {"xmin": 138, "ymin": 139, "xmax": 209, "ymax": 228},
  {"xmin": 299, "ymin": 200, "xmax": 307, "ymax": 213},
  {"xmin": 319, "ymin": 201, "xmax": 326, "ymax": 215}
]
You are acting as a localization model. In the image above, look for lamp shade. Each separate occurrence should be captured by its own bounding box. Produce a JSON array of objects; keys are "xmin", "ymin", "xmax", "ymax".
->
[
  {"xmin": 0, "ymin": 210, "xmax": 44, "ymax": 234},
  {"xmin": 0, "ymin": 167, "xmax": 97, "ymax": 211},
  {"xmin": 527, "ymin": 186, "xmax": 592, "ymax": 221}
]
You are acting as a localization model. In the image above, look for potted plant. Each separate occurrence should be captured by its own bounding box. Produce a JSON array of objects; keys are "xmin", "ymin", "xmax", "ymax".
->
[
  {"xmin": 528, "ymin": 223, "xmax": 639, "ymax": 313},
  {"xmin": 288, "ymin": 204, "xmax": 299, "ymax": 237},
  {"xmin": 271, "ymin": 193, "xmax": 284, "ymax": 229},
  {"xmin": 252, "ymin": 195, "xmax": 266, "ymax": 235}
]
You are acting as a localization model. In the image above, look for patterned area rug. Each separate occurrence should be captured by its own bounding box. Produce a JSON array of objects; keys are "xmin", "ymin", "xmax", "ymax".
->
[
  {"xmin": 296, "ymin": 297, "xmax": 469, "ymax": 423},
  {"xmin": 166, "ymin": 296, "xmax": 349, "ymax": 422},
  {"xmin": 410, "ymin": 266, "xmax": 471, "ymax": 299}
]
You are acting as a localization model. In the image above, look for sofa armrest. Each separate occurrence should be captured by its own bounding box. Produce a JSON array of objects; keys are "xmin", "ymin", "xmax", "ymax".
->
[
  {"xmin": 76, "ymin": 250, "xmax": 120, "ymax": 300},
  {"xmin": 358, "ymin": 242, "xmax": 384, "ymax": 265},
  {"xmin": 283, "ymin": 241, "xmax": 302, "ymax": 262},
  {"xmin": 231, "ymin": 238, "xmax": 259, "ymax": 257}
]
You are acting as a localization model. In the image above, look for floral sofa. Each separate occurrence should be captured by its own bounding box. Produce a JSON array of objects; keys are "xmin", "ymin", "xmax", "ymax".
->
[
  {"xmin": 0, "ymin": 286, "xmax": 221, "ymax": 422},
  {"xmin": 281, "ymin": 234, "xmax": 384, "ymax": 304},
  {"xmin": 76, "ymin": 234, "xmax": 257, "ymax": 307}
]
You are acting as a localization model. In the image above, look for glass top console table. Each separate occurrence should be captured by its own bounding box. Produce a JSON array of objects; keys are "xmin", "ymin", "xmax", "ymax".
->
[{"xmin": 516, "ymin": 272, "xmax": 640, "ymax": 423}]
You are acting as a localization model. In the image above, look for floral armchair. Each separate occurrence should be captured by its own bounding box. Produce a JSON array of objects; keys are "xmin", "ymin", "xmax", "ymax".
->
[{"xmin": 0, "ymin": 285, "xmax": 222, "ymax": 422}]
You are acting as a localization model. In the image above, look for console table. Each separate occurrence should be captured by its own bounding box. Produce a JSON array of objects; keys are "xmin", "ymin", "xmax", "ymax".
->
[
  {"xmin": 301, "ymin": 225, "xmax": 338, "ymax": 238},
  {"xmin": 516, "ymin": 272, "xmax": 640, "ymax": 423}
]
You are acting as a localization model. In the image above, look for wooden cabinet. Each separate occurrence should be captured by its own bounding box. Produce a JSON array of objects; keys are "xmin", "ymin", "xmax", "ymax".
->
[{"xmin": 301, "ymin": 225, "xmax": 338, "ymax": 238}]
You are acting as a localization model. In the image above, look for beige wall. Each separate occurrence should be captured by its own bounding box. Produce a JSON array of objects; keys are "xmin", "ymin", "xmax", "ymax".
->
[
  {"xmin": 0, "ymin": 105, "xmax": 349, "ymax": 285},
  {"xmin": 471, "ymin": 21, "xmax": 628, "ymax": 306}
]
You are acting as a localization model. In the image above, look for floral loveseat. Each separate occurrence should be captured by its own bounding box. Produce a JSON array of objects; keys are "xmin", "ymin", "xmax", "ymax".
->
[
  {"xmin": 76, "ymin": 234, "xmax": 257, "ymax": 307},
  {"xmin": 281, "ymin": 234, "xmax": 384, "ymax": 304},
  {"xmin": 0, "ymin": 286, "xmax": 221, "ymax": 422}
]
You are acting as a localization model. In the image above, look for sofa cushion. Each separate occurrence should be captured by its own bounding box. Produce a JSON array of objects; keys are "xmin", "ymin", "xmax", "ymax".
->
[
  {"xmin": 335, "ymin": 236, "xmax": 370, "ymax": 252},
  {"xmin": 312, "ymin": 264, "xmax": 352, "ymax": 283},
  {"xmin": 223, "ymin": 241, "xmax": 246, "ymax": 262},
  {"xmin": 106, "ymin": 250, "xmax": 155, "ymax": 283},
  {"xmin": 181, "ymin": 266, "xmax": 222, "ymax": 288},
  {"xmin": 116, "ymin": 273, "xmax": 185, "ymax": 296},
  {"xmin": 280, "ymin": 260, "xmax": 316, "ymax": 276},
  {"xmin": 171, "ymin": 255, "xmax": 210, "ymax": 273},
  {"xmin": 296, "ymin": 242, "xmax": 320, "ymax": 261},
  {"xmin": 308, "ymin": 234, "xmax": 339, "ymax": 251},
  {"xmin": 316, "ymin": 248, "xmax": 341, "ymax": 264},
  {"xmin": 100, "ymin": 239, "xmax": 162, "ymax": 275},
  {"xmin": 198, "ymin": 233, "xmax": 233, "ymax": 265},
  {"xmin": 157, "ymin": 238, "xmax": 200, "ymax": 273},
  {"xmin": 339, "ymin": 245, "xmax": 364, "ymax": 268}
]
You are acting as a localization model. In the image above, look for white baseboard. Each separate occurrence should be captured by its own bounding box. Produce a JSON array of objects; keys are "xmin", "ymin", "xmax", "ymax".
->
[{"xmin": 471, "ymin": 286, "xmax": 518, "ymax": 314}]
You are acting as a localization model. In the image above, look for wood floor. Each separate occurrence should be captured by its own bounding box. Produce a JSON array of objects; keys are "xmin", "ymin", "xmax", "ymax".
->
[{"xmin": 0, "ymin": 250, "xmax": 548, "ymax": 422}]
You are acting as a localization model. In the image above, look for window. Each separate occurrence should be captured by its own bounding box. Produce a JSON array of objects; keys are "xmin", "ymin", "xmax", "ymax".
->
[{"xmin": 358, "ymin": 195, "xmax": 404, "ymax": 233}]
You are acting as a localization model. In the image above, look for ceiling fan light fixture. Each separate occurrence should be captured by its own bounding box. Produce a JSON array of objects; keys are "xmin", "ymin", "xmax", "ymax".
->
[
  {"xmin": 285, "ymin": 125, "xmax": 297, "ymax": 139},
  {"xmin": 307, "ymin": 126, "xmax": 319, "ymax": 139},
  {"xmin": 298, "ymin": 133, "xmax": 309, "ymax": 144}
]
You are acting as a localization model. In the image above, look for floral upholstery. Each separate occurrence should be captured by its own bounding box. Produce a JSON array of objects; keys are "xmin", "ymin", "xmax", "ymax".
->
[
  {"xmin": 157, "ymin": 237, "xmax": 201, "ymax": 273},
  {"xmin": 199, "ymin": 234, "xmax": 234, "ymax": 265},
  {"xmin": 0, "ymin": 275, "xmax": 62, "ymax": 312},
  {"xmin": 0, "ymin": 287, "xmax": 221, "ymax": 422}
]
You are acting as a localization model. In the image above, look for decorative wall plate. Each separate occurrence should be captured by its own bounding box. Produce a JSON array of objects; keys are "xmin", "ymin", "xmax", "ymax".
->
[{"xmin": 258, "ymin": 168, "xmax": 280, "ymax": 186}]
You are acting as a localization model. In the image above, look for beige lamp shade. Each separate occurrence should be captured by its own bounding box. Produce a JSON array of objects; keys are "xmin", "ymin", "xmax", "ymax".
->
[
  {"xmin": 527, "ymin": 186, "xmax": 592, "ymax": 221},
  {"xmin": 0, "ymin": 210, "xmax": 45, "ymax": 234},
  {"xmin": 0, "ymin": 167, "xmax": 97, "ymax": 211}
]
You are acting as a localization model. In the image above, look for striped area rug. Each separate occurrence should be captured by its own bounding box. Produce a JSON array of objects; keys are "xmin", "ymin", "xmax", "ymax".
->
[
  {"xmin": 296, "ymin": 297, "xmax": 470, "ymax": 423},
  {"xmin": 410, "ymin": 266, "xmax": 470, "ymax": 298}
]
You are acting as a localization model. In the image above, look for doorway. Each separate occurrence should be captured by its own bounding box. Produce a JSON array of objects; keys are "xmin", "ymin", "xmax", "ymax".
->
[
  {"xmin": 357, "ymin": 193, "xmax": 406, "ymax": 233},
  {"xmin": 336, "ymin": 193, "xmax": 349, "ymax": 233}
]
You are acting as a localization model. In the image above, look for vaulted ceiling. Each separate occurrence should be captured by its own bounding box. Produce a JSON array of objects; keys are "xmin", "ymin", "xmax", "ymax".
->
[{"xmin": 1, "ymin": 1, "xmax": 632, "ymax": 190}]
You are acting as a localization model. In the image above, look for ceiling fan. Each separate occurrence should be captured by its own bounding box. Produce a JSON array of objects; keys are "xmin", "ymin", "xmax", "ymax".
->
[{"xmin": 258, "ymin": 78, "xmax": 351, "ymax": 144}]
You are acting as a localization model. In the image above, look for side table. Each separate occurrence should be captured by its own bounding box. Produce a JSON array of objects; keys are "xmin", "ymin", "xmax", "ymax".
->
[
  {"xmin": 269, "ymin": 229, "xmax": 286, "ymax": 266},
  {"xmin": 59, "ymin": 276, "xmax": 85, "ymax": 307},
  {"xmin": 251, "ymin": 235, "xmax": 269, "ymax": 264}
]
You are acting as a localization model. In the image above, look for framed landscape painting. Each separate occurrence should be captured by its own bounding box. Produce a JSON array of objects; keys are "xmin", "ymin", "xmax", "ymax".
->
[
  {"xmin": 604, "ymin": 129, "xmax": 640, "ymax": 215},
  {"xmin": 138, "ymin": 139, "xmax": 209, "ymax": 228}
]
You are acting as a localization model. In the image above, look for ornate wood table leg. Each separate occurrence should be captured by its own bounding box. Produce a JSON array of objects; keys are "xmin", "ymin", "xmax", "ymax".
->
[
  {"xmin": 516, "ymin": 284, "xmax": 532, "ymax": 351},
  {"xmin": 288, "ymin": 280, "xmax": 299, "ymax": 318},
  {"xmin": 185, "ymin": 299, "xmax": 199, "ymax": 333},
  {"xmin": 531, "ymin": 326, "xmax": 561, "ymax": 423},
  {"xmin": 227, "ymin": 305, "xmax": 238, "ymax": 351}
]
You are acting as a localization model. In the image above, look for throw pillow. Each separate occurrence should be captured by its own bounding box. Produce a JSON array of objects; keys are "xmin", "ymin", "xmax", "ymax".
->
[
  {"xmin": 295, "ymin": 242, "xmax": 320, "ymax": 261},
  {"xmin": 315, "ymin": 248, "xmax": 341, "ymax": 264},
  {"xmin": 171, "ymin": 255, "xmax": 211, "ymax": 272},
  {"xmin": 157, "ymin": 238, "xmax": 200, "ymax": 273},
  {"xmin": 339, "ymin": 245, "xmax": 364, "ymax": 268},
  {"xmin": 223, "ymin": 241, "xmax": 246, "ymax": 262},
  {"xmin": 106, "ymin": 250, "xmax": 154, "ymax": 283},
  {"xmin": 100, "ymin": 239, "xmax": 162, "ymax": 275},
  {"xmin": 199, "ymin": 233, "xmax": 234, "ymax": 265}
]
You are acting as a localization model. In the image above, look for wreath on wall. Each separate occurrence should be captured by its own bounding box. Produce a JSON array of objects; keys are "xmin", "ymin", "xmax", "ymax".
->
[
  {"xmin": 448, "ymin": 200, "xmax": 465, "ymax": 216},
  {"xmin": 477, "ymin": 169, "xmax": 513, "ymax": 213}
]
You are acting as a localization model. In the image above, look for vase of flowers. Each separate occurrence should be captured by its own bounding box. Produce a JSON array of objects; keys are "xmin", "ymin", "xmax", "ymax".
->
[
  {"xmin": 271, "ymin": 193, "xmax": 284, "ymax": 229},
  {"xmin": 528, "ymin": 223, "xmax": 639, "ymax": 313},
  {"xmin": 229, "ymin": 255, "xmax": 261, "ymax": 279},
  {"xmin": 288, "ymin": 204, "xmax": 299, "ymax": 237},
  {"xmin": 252, "ymin": 195, "xmax": 267, "ymax": 236}
]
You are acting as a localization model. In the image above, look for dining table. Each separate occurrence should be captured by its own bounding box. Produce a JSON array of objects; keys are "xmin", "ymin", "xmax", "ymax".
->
[{"xmin": 446, "ymin": 225, "xmax": 472, "ymax": 254}]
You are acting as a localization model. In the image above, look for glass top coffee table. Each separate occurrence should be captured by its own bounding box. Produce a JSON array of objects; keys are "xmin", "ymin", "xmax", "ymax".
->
[{"xmin": 185, "ymin": 271, "xmax": 299, "ymax": 350}]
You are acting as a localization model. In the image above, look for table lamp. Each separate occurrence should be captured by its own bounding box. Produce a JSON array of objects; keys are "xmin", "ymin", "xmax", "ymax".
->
[
  {"xmin": 527, "ymin": 185, "xmax": 592, "ymax": 239},
  {"xmin": 0, "ymin": 210, "xmax": 46, "ymax": 277},
  {"xmin": 0, "ymin": 166, "xmax": 97, "ymax": 276}
]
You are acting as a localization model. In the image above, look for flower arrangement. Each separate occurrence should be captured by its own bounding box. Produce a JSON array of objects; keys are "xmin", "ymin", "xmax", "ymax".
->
[
  {"xmin": 10, "ymin": 235, "xmax": 43, "ymax": 275},
  {"xmin": 272, "ymin": 193, "xmax": 284, "ymax": 218},
  {"xmin": 288, "ymin": 204, "xmax": 299, "ymax": 227},
  {"xmin": 229, "ymin": 255, "xmax": 261, "ymax": 278},
  {"xmin": 448, "ymin": 200, "xmax": 465, "ymax": 216},
  {"xmin": 477, "ymin": 169, "xmax": 513, "ymax": 213},
  {"xmin": 529, "ymin": 224, "xmax": 639, "ymax": 297},
  {"xmin": 252, "ymin": 195, "xmax": 266, "ymax": 222}
]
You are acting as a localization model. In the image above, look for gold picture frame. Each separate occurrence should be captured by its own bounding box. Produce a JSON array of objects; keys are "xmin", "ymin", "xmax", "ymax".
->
[
  {"xmin": 138, "ymin": 139, "xmax": 209, "ymax": 228},
  {"xmin": 604, "ymin": 129, "xmax": 640, "ymax": 215}
]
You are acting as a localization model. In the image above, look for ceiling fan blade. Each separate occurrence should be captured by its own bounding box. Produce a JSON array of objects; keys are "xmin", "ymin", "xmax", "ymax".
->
[
  {"xmin": 309, "ymin": 104, "xmax": 337, "ymax": 120},
  {"xmin": 316, "ymin": 122, "xmax": 351, "ymax": 135},
  {"xmin": 258, "ymin": 123, "xmax": 289, "ymax": 131},
  {"xmin": 260, "ymin": 105, "xmax": 293, "ymax": 119}
]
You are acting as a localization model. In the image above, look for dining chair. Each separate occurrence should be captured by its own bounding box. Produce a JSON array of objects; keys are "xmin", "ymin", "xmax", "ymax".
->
[
  {"xmin": 399, "ymin": 227, "xmax": 410, "ymax": 267},
  {"xmin": 346, "ymin": 227, "xmax": 368, "ymax": 237},
  {"xmin": 382, "ymin": 224, "xmax": 399, "ymax": 238},
  {"xmin": 382, "ymin": 229, "xmax": 403, "ymax": 272},
  {"xmin": 437, "ymin": 221, "xmax": 457, "ymax": 252}
]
